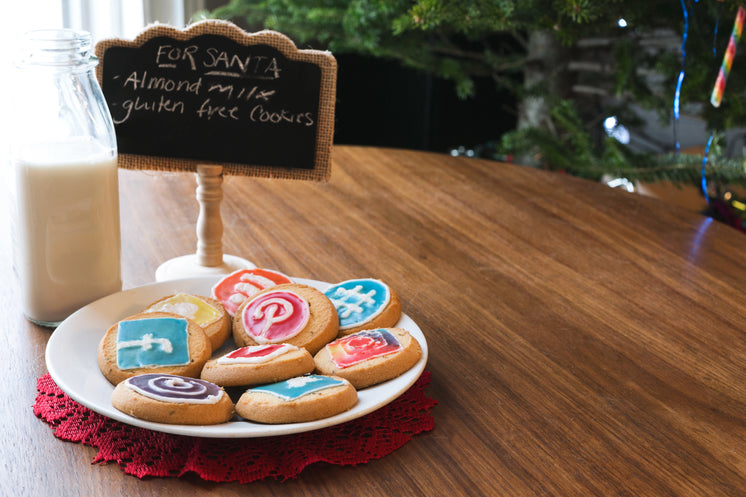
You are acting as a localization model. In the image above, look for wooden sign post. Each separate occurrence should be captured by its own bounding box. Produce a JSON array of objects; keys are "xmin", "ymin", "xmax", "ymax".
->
[{"xmin": 95, "ymin": 20, "xmax": 336, "ymax": 280}]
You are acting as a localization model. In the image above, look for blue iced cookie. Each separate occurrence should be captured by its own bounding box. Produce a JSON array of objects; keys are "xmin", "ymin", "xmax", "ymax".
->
[
  {"xmin": 235, "ymin": 374, "xmax": 357, "ymax": 423},
  {"xmin": 323, "ymin": 279, "xmax": 402, "ymax": 336},
  {"xmin": 98, "ymin": 311, "xmax": 212, "ymax": 385}
]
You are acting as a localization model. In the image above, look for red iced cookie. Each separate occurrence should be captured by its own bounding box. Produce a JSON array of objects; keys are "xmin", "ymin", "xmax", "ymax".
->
[{"xmin": 212, "ymin": 268, "xmax": 292, "ymax": 316}]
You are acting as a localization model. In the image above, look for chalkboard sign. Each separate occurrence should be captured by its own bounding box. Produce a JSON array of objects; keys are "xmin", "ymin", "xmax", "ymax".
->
[{"xmin": 95, "ymin": 21, "xmax": 336, "ymax": 180}]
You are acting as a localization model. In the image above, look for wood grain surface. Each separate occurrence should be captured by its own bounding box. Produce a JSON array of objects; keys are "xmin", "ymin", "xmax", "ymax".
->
[{"xmin": 2, "ymin": 146, "xmax": 745, "ymax": 496}]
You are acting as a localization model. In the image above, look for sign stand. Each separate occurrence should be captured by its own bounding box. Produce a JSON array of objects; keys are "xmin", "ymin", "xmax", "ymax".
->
[{"xmin": 155, "ymin": 165, "xmax": 254, "ymax": 281}]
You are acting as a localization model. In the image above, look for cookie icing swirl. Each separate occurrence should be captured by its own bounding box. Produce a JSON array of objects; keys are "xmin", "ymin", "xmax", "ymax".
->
[
  {"xmin": 326, "ymin": 328, "xmax": 402, "ymax": 368},
  {"xmin": 125, "ymin": 374, "xmax": 224, "ymax": 404}
]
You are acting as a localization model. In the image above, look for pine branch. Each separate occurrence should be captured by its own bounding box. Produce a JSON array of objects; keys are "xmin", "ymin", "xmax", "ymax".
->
[
  {"xmin": 497, "ymin": 100, "xmax": 746, "ymax": 187},
  {"xmin": 205, "ymin": 0, "xmax": 746, "ymax": 189}
]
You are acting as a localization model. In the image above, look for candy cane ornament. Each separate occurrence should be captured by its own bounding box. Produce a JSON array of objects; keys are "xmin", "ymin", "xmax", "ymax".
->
[{"xmin": 711, "ymin": 5, "xmax": 745, "ymax": 107}]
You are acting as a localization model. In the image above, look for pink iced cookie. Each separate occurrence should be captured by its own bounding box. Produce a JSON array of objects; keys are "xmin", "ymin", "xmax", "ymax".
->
[
  {"xmin": 232, "ymin": 283, "xmax": 339, "ymax": 355},
  {"xmin": 242, "ymin": 290, "xmax": 310, "ymax": 343}
]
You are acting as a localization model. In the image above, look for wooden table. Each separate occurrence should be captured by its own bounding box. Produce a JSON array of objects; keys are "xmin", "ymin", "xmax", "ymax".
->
[{"xmin": 2, "ymin": 146, "xmax": 745, "ymax": 496}]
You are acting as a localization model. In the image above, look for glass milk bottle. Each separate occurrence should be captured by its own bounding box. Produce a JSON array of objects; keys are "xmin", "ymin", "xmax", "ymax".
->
[{"xmin": 10, "ymin": 30, "xmax": 121, "ymax": 327}]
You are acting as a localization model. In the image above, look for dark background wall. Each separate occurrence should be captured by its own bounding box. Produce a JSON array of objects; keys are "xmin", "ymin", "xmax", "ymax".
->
[{"xmin": 332, "ymin": 54, "xmax": 517, "ymax": 154}]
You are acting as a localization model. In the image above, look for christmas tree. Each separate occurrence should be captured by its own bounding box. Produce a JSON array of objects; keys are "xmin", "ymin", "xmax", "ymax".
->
[{"xmin": 204, "ymin": 0, "xmax": 746, "ymax": 189}]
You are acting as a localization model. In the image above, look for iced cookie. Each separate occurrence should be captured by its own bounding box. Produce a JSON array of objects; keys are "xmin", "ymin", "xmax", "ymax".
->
[
  {"xmin": 313, "ymin": 328, "xmax": 421, "ymax": 389},
  {"xmin": 212, "ymin": 268, "xmax": 293, "ymax": 316},
  {"xmin": 323, "ymin": 279, "xmax": 402, "ymax": 336},
  {"xmin": 143, "ymin": 293, "xmax": 231, "ymax": 350},
  {"xmin": 111, "ymin": 373, "xmax": 234, "ymax": 425},
  {"xmin": 97, "ymin": 312, "xmax": 212, "ymax": 385},
  {"xmin": 232, "ymin": 283, "xmax": 338, "ymax": 355},
  {"xmin": 200, "ymin": 343, "xmax": 315, "ymax": 387},
  {"xmin": 235, "ymin": 374, "xmax": 357, "ymax": 424}
]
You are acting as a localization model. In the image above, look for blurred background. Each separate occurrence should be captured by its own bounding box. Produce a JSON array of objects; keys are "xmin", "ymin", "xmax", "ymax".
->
[{"xmin": 4, "ymin": 1, "xmax": 746, "ymax": 225}]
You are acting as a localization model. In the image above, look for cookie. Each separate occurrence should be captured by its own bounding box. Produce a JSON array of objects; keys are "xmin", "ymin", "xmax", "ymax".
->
[
  {"xmin": 235, "ymin": 374, "xmax": 357, "ymax": 424},
  {"xmin": 97, "ymin": 312, "xmax": 212, "ymax": 385},
  {"xmin": 212, "ymin": 268, "xmax": 293, "ymax": 316},
  {"xmin": 323, "ymin": 279, "xmax": 402, "ymax": 336},
  {"xmin": 143, "ymin": 293, "xmax": 231, "ymax": 350},
  {"xmin": 200, "ymin": 343, "xmax": 315, "ymax": 387},
  {"xmin": 313, "ymin": 328, "xmax": 421, "ymax": 389},
  {"xmin": 232, "ymin": 283, "xmax": 338, "ymax": 355},
  {"xmin": 111, "ymin": 373, "xmax": 234, "ymax": 425}
]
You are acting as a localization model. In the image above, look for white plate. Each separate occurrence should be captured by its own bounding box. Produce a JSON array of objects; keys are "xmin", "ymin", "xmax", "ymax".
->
[{"xmin": 45, "ymin": 276, "xmax": 428, "ymax": 438}]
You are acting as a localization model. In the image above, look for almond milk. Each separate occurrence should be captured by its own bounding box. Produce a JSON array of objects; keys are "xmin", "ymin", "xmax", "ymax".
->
[{"xmin": 14, "ymin": 137, "xmax": 121, "ymax": 325}]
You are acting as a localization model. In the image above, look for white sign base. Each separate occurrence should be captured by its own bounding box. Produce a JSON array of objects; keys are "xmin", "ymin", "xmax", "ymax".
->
[{"xmin": 155, "ymin": 253, "xmax": 255, "ymax": 281}]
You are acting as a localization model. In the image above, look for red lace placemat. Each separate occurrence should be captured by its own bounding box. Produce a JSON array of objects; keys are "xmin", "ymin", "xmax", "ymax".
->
[{"xmin": 33, "ymin": 371, "xmax": 435, "ymax": 482}]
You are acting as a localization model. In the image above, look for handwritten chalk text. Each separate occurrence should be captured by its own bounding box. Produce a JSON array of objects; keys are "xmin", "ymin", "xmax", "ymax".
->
[
  {"xmin": 121, "ymin": 71, "xmax": 202, "ymax": 94},
  {"xmin": 113, "ymin": 95, "xmax": 185, "ymax": 124},
  {"xmin": 154, "ymin": 44, "xmax": 281, "ymax": 79}
]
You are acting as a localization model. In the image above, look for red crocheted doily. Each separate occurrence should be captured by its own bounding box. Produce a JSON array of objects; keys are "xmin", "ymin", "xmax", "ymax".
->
[{"xmin": 33, "ymin": 371, "xmax": 435, "ymax": 482}]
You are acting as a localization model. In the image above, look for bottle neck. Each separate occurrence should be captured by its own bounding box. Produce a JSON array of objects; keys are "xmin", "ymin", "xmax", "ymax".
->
[{"xmin": 20, "ymin": 29, "xmax": 97, "ymax": 70}]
